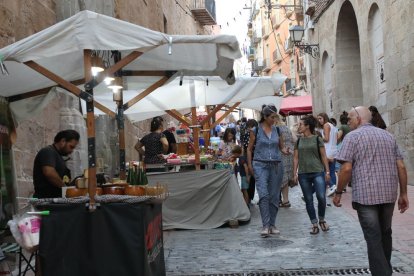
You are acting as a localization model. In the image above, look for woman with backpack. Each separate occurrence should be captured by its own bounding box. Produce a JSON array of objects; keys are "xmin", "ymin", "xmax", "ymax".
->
[
  {"xmin": 247, "ymin": 104, "xmax": 289, "ymax": 237},
  {"xmin": 293, "ymin": 115, "xmax": 331, "ymax": 235}
]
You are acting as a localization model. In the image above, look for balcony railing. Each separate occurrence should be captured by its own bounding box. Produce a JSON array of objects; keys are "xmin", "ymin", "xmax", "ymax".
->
[
  {"xmin": 253, "ymin": 58, "xmax": 264, "ymax": 71},
  {"xmin": 294, "ymin": 0, "xmax": 304, "ymax": 21},
  {"xmin": 272, "ymin": 14, "xmax": 280, "ymax": 29},
  {"xmin": 248, "ymin": 48, "xmax": 255, "ymax": 62},
  {"xmin": 273, "ymin": 49, "xmax": 282, "ymax": 64},
  {"xmin": 253, "ymin": 30, "xmax": 262, "ymax": 44},
  {"xmin": 247, "ymin": 27, "xmax": 253, "ymax": 37},
  {"xmin": 191, "ymin": 0, "xmax": 216, "ymax": 25},
  {"xmin": 263, "ymin": 57, "xmax": 271, "ymax": 72},
  {"xmin": 262, "ymin": 24, "xmax": 270, "ymax": 39}
]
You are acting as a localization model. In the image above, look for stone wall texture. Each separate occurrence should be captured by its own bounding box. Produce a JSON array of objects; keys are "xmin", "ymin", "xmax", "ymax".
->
[
  {"xmin": 307, "ymin": 0, "xmax": 414, "ymax": 181},
  {"xmin": 1, "ymin": 0, "xmax": 213, "ymax": 199}
]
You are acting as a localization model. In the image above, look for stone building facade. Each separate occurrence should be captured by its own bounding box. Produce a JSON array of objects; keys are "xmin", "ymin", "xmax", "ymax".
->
[
  {"xmin": 0, "ymin": 0, "xmax": 217, "ymax": 200},
  {"xmin": 305, "ymin": 0, "xmax": 414, "ymax": 180}
]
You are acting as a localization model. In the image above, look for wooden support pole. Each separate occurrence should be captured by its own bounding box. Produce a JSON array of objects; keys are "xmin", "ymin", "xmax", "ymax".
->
[
  {"xmin": 199, "ymin": 104, "xmax": 225, "ymax": 126},
  {"xmin": 84, "ymin": 49, "xmax": 97, "ymax": 209},
  {"xmin": 94, "ymin": 101, "xmax": 116, "ymax": 118},
  {"xmin": 24, "ymin": 61, "xmax": 83, "ymax": 97},
  {"xmin": 123, "ymin": 77, "xmax": 169, "ymax": 110},
  {"xmin": 191, "ymin": 107, "xmax": 201, "ymax": 170},
  {"xmin": 203, "ymin": 105, "xmax": 212, "ymax": 148},
  {"xmin": 6, "ymin": 78, "xmax": 85, "ymax": 102},
  {"xmin": 210, "ymin": 102, "xmax": 241, "ymax": 130},
  {"xmin": 116, "ymin": 96, "xmax": 126, "ymax": 180},
  {"xmin": 93, "ymin": 51, "xmax": 143, "ymax": 85},
  {"xmin": 165, "ymin": 110, "xmax": 190, "ymax": 127}
]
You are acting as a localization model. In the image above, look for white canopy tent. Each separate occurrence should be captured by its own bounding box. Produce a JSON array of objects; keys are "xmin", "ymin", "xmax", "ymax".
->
[
  {"xmin": 0, "ymin": 11, "xmax": 241, "ymax": 98},
  {"xmin": 78, "ymin": 74, "xmax": 287, "ymax": 122},
  {"xmin": 0, "ymin": 10, "xmax": 242, "ymax": 206},
  {"xmin": 238, "ymin": 95, "xmax": 283, "ymax": 112}
]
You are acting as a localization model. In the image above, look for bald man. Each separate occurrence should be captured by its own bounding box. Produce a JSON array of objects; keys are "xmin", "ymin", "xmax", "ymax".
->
[{"xmin": 333, "ymin": 106, "xmax": 408, "ymax": 276}]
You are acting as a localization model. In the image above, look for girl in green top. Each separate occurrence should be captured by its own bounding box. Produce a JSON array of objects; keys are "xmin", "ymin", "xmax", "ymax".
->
[{"xmin": 293, "ymin": 115, "xmax": 331, "ymax": 235}]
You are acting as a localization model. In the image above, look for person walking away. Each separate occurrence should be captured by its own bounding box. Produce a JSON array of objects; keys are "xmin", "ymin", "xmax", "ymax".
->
[
  {"xmin": 317, "ymin": 113, "xmax": 338, "ymax": 196},
  {"xmin": 275, "ymin": 115, "xmax": 294, "ymax": 207},
  {"xmin": 333, "ymin": 106, "xmax": 408, "ymax": 276},
  {"xmin": 247, "ymin": 104, "xmax": 289, "ymax": 237},
  {"xmin": 229, "ymin": 145, "xmax": 250, "ymax": 205},
  {"xmin": 369, "ymin": 105, "xmax": 387, "ymax": 130},
  {"xmin": 33, "ymin": 129, "xmax": 80, "ymax": 198},
  {"xmin": 293, "ymin": 116, "xmax": 331, "ymax": 234}
]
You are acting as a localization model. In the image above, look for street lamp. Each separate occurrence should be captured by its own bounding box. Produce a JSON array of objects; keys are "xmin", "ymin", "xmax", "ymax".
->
[{"xmin": 289, "ymin": 25, "xmax": 319, "ymax": 58}]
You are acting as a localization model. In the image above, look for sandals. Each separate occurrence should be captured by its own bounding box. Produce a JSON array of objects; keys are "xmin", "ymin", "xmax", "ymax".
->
[
  {"xmin": 319, "ymin": 220, "xmax": 330, "ymax": 232},
  {"xmin": 279, "ymin": 201, "xmax": 291, "ymax": 208},
  {"xmin": 310, "ymin": 224, "xmax": 319, "ymax": 235}
]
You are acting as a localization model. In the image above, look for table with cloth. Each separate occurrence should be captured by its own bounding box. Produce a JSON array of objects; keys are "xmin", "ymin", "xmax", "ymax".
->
[
  {"xmin": 37, "ymin": 201, "xmax": 164, "ymax": 276},
  {"xmin": 148, "ymin": 169, "xmax": 250, "ymax": 230}
]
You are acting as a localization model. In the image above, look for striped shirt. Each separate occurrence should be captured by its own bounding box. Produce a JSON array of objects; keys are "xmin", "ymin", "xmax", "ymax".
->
[{"xmin": 336, "ymin": 124, "xmax": 403, "ymax": 205}]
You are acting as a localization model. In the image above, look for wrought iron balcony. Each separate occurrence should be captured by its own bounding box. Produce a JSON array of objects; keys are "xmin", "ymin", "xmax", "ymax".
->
[
  {"xmin": 248, "ymin": 48, "xmax": 255, "ymax": 62},
  {"xmin": 253, "ymin": 58, "xmax": 264, "ymax": 71},
  {"xmin": 263, "ymin": 58, "xmax": 271, "ymax": 72},
  {"xmin": 191, "ymin": 0, "xmax": 216, "ymax": 25},
  {"xmin": 273, "ymin": 49, "xmax": 282, "ymax": 64}
]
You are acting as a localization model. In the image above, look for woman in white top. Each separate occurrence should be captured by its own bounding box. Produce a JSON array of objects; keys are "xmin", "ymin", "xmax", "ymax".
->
[{"xmin": 317, "ymin": 113, "xmax": 338, "ymax": 196}]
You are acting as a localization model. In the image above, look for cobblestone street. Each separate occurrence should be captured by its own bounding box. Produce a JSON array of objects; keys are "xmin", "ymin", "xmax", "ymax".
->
[{"xmin": 164, "ymin": 186, "xmax": 414, "ymax": 275}]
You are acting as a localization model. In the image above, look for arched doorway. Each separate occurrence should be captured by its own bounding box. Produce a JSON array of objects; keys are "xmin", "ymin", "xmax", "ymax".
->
[
  {"xmin": 322, "ymin": 51, "xmax": 333, "ymax": 115},
  {"xmin": 335, "ymin": 1, "xmax": 363, "ymax": 111},
  {"xmin": 368, "ymin": 3, "xmax": 386, "ymax": 102}
]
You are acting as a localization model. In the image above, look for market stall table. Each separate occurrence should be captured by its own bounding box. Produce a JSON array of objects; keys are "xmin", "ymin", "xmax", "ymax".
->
[
  {"xmin": 148, "ymin": 169, "xmax": 250, "ymax": 230},
  {"xmin": 36, "ymin": 199, "xmax": 164, "ymax": 276}
]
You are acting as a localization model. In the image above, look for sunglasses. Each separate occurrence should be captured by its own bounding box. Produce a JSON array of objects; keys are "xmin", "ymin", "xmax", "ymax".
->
[{"xmin": 347, "ymin": 106, "xmax": 360, "ymax": 122}]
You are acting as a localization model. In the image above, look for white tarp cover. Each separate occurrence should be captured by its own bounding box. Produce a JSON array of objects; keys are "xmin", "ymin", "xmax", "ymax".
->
[
  {"xmin": 82, "ymin": 74, "xmax": 286, "ymax": 122},
  {"xmin": 239, "ymin": 95, "xmax": 283, "ymax": 111},
  {"xmin": 0, "ymin": 10, "xmax": 241, "ymax": 98},
  {"xmin": 147, "ymin": 169, "xmax": 250, "ymax": 230}
]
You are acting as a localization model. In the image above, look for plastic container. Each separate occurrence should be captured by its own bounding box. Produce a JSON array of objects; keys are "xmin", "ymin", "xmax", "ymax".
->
[{"xmin": 18, "ymin": 215, "xmax": 41, "ymax": 249}]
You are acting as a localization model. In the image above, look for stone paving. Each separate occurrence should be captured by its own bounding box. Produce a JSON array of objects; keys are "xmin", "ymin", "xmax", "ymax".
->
[{"xmin": 163, "ymin": 186, "xmax": 414, "ymax": 275}]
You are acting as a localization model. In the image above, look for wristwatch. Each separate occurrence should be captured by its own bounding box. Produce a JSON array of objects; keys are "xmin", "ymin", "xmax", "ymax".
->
[{"xmin": 334, "ymin": 189, "xmax": 343, "ymax": 195}]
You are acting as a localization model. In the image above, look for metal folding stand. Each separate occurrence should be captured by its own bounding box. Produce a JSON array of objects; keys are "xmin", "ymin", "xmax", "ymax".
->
[{"xmin": 18, "ymin": 247, "xmax": 37, "ymax": 276}]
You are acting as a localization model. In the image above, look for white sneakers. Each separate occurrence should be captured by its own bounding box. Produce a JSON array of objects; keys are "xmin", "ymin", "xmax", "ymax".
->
[
  {"xmin": 269, "ymin": 226, "xmax": 280, "ymax": 235},
  {"xmin": 327, "ymin": 185, "xmax": 337, "ymax": 197},
  {"xmin": 260, "ymin": 227, "xmax": 269, "ymax": 237},
  {"xmin": 261, "ymin": 226, "xmax": 280, "ymax": 237}
]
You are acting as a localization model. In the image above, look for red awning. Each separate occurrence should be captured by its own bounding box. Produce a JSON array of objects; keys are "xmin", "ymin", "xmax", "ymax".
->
[{"xmin": 279, "ymin": 95, "xmax": 313, "ymax": 116}]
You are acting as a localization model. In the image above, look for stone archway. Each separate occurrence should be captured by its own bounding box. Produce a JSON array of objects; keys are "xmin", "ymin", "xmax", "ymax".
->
[
  {"xmin": 368, "ymin": 3, "xmax": 386, "ymax": 104},
  {"xmin": 335, "ymin": 1, "xmax": 363, "ymax": 111},
  {"xmin": 321, "ymin": 51, "xmax": 333, "ymax": 115}
]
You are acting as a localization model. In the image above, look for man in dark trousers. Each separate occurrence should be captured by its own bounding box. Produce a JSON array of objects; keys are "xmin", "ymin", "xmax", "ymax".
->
[
  {"xmin": 333, "ymin": 106, "xmax": 409, "ymax": 276},
  {"xmin": 33, "ymin": 129, "xmax": 80, "ymax": 198}
]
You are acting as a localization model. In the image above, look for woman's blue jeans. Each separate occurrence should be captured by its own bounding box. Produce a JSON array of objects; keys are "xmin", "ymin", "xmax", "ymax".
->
[
  {"xmin": 298, "ymin": 172, "xmax": 326, "ymax": 224},
  {"xmin": 253, "ymin": 161, "xmax": 283, "ymax": 228}
]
